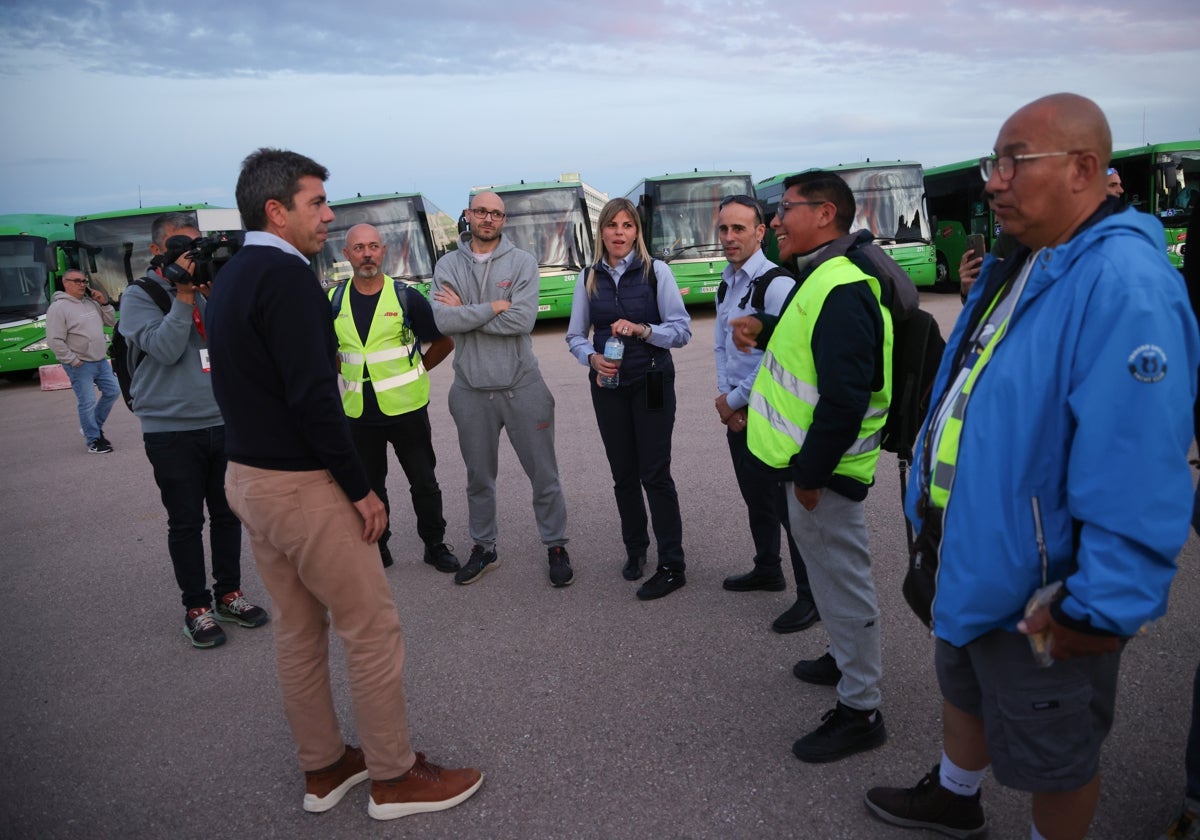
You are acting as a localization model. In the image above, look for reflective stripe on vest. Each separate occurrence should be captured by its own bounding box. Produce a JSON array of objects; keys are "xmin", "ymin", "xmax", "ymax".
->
[
  {"xmin": 746, "ymin": 256, "xmax": 892, "ymax": 484},
  {"xmin": 330, "ymin": 279, "xmax": 429, "ymax": 418},
  {"xmin": 927, "ymin": 252, "xmax": 1037, "ymax": 508}
]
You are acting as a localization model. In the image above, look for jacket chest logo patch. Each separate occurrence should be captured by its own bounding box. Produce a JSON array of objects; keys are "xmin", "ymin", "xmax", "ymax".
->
[
  {"xmin": 497, "ymin": 280, "xmax": 513, "ymax": 289},
  {"xmin": 1128, "ymin": 344, "xmax": 1167, "ymax": 383},
  {"xmin": 383, "ymin": 311, "xmax": 399, "ymax": 317}
]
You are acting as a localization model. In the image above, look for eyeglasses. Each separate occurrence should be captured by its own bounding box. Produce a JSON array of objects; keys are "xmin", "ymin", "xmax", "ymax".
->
[
  {"xmin": 719, "ymin": 194, "xmax": 763, "ymax": 224},
  {"xmin": 775, "ymin": 199, "xmax": 828, "ymax": 220},
  {"xmin": 347, "ymin": 242, "xmax": 383, "ymax": 254},
  {"xmin": 979, "ymin": 151, "xmax": 1082, "ymax": 183},
  {"xmin": 63, "ymin": 277, "xmax": 87, "ymax": 284},
  {"xmin": 469, "ymin": 208, "xmax": 506, "ymax": 221},
  {"xmin": 1106, "ymin": 167, "xmax": 1118, "ymax": 176}
]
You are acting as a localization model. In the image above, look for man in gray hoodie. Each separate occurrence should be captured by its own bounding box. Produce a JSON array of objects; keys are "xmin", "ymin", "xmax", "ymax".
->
[
  {"xmin": 46, "ymin": 268, "xmax": 120, "ymax": 454},
  {"xmin": 118, "ymin": 212, "xmax": 267, "ymax": 649},
  {"xmin": 431, "ymin": 191, "xmax": 571, "ymax": 588}
]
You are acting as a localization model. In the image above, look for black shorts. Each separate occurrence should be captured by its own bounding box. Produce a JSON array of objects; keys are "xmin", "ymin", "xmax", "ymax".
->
[{"xmin": 935, "ymin": 629, "xmax": 1123, "ymax": 792}]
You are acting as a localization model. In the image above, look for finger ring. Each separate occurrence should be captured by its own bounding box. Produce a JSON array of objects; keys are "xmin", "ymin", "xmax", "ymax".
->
[{"xmin": 622, "ymin": 327, "xmax": 627, "ymax": 334}]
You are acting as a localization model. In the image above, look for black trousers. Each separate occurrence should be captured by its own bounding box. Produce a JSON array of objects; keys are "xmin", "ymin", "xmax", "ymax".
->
[
  {"xmin": 348, "ymin": 404, "xmax": 446, "ymax": 549},
  {"xmin": 726, "ymin": 427, "xmax": 812, "ymax": 599},
  {"xmin": 590, "ymin": 372, "xmax": 684, "ymax": 571},
  {"xmin": 143, "ymin": 425, "xmax": 242, "ymax": 610}
]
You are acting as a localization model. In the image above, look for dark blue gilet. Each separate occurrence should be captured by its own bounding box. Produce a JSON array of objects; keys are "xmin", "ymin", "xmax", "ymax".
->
[{"xmin": 588, "ymin": 257, "xmax": 673, "ymax": 384}]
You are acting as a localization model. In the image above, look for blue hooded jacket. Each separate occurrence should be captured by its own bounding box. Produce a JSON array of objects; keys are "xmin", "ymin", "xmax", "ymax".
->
[{"xmin": 907, "ymin": 207, "xmax": 1200, "ymax": 647}]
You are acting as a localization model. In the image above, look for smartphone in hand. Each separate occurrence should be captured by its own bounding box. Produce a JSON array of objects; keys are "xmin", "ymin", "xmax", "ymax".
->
[{"xmin": 967, "ymin": 234, "xmax": 986, "ymax": 262}]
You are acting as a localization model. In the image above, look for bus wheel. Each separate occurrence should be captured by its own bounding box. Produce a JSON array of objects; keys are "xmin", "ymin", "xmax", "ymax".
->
[{"xmin": 934, "ymin": 253, "xmax": 952, "ymax": 292}]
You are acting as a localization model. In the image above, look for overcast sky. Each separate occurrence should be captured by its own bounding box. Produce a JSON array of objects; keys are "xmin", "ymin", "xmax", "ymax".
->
[{"xmin": 2, "ymin": 0, "xmax": 1197, "ymax": 220}]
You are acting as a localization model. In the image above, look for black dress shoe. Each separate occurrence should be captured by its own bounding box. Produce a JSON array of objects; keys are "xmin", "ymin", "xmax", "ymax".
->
[
  {"xmin": 636, "ymin": 567, "xmax": 686, "ymax": 600},
  {"xmin": 723, "ymin": 565, "xmax": 786, "ymax": 592},
  {"xmin": 793, "ymin": 651, "xmax": 842, "ymax": 686},
  {"xmin": 772, "ymin": 599, "xmax": 820, "ymax": 633},
  {"xmin": 622, "ymin": 555, "xmax": 646, "ymax": 581}
]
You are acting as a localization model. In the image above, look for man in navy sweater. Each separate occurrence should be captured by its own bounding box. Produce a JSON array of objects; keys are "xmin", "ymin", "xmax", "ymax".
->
[{"xmin": 206, "ymin": 148, "xmax": 481, "ymax": 821}]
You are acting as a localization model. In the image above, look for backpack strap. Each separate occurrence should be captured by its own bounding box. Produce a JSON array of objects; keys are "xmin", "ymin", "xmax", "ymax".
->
[
  {"xmin": 330, "ymin": 281, "xmax": 348, "ymax": 317},
  {"xmin": 745, "ymin": 266, "xmax": 795, "ymax": 311}
]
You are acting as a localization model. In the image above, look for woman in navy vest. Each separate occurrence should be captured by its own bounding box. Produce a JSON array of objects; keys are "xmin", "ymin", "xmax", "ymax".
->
[{"xmin": 565, "ymin": 198, "xmax": 692, "ymax": 600}]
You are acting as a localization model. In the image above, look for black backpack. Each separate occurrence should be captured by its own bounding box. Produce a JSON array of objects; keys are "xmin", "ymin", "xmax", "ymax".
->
[
  {"xmin": 110, "ymin": 278, "xmax": 172, "ymax": 412},
  {"xmin": 715, "ymin": 266, "xmax": 795, "ymax": 311}
]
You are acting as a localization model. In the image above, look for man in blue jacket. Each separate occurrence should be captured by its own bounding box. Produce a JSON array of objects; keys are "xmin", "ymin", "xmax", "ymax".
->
[{"xmin": 866, "ymin": 94, "xmax": 1200, "ymax": 840}]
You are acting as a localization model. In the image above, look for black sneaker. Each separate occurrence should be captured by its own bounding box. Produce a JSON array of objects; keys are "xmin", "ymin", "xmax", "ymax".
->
[
  {"xmin": 865, "ymin": 764, "xmax": 987, "ymax": 839},
  {"xmin": 215, "ymin": 589, "xmax": 270, "ymax": 628},
  {"xmin": 548, "ymin": 546, "xmax": 573, "ymax": 587},
  {"xmin": 454, "ymin": 545, "xmax": 498, "ymax": 585},
  {"xmin": 636, "ymin": 567, "xmax": 686, "ymax": 601},
  {"xmin": 87, "ymin": 438, "xmax": 113, "ymax": 454},
  {"xmin": 722, "ymin": 565, "xmax": 786, "ymax": 592},
  {"xmin": 622, "ymin": 555, "xmax": 646, "ymax": 581},
  {"xmin": 423, "ymin": 542, "xmax": 460, "ymax": 573},
  {"xmin": 97, "ymin": 434, "xmax": 113, "ymax": 450},
  {"xmin": 184, "ymin": 606, "xmax": 227, "ymax": 648},
  {"xmin": 792, "ymin": 702, "xmax": 886, "ymax": 763},
  {"xmin": 793, "ymin": 651, "xmax": 842, "ymax": 686},
  {"xmin": 772, "ymin": 598, "xmax": 820, "ymax": 633}
]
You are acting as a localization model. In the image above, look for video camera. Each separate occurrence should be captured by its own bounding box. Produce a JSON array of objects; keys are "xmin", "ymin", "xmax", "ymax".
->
[{"xmin": 151, "ymin": 232, "xmax": 244, "ymax": 286}]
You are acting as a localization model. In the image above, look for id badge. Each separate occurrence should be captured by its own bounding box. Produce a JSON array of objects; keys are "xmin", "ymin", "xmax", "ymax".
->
[{"xmin": 199, "ymin": 348, "xmax": 211, "ymax": 373}]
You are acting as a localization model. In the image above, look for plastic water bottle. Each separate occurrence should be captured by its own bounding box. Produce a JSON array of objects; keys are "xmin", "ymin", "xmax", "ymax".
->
[{"xmin": 600, "ymin": 334, "xmax": 624, "ymax": 388}]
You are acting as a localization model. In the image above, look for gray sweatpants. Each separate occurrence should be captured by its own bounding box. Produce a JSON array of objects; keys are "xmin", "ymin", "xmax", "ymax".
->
[
  {"xmin": 784, "ymin": 485, "xmax": 882, "ymax": 711},
  {"xmin": 447, "ymin": 375, "xmax": 569, "ymax": 551}
]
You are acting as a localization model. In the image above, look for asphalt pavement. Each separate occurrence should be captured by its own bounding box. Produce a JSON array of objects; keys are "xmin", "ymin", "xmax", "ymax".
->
[{"xmin": 1, "ymin": 292, "xmax": 1195, "ymax": 839}]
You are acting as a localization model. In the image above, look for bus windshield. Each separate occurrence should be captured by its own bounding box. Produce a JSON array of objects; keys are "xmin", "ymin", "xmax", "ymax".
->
[
  {"xmin": 498, "ymin": 189, "xmax": 591, "ymax": 271},
  {"xmin": 838, "ymin": 165, "xmax": 930, "ymax": 242},
  {"xmin": 648, "ymin": 175, "xmax": 749, "ymax": 260},
  {"xmin": 74, "ymin": 214, "xmax": 168, "ymax": 301},
  {"xmin": 0, "ymin": 236, "xmax": 51, "ymax": 320},
  {"xmin": 316, "ymin": 196, "xmax": 439, "ymax": 286},
  {"xmin": 1156, "ymin": 151, "xmax": 1200, "ymax": 224}
]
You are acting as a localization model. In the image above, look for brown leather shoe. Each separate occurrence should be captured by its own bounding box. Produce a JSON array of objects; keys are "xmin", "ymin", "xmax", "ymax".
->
[
  {"xmin": 303, "ymin": 745, "xmax": 369, "ymax": 813},
  {"xmin": 367, "ymin": 752, "xmax": 483, "ymax": 820}
]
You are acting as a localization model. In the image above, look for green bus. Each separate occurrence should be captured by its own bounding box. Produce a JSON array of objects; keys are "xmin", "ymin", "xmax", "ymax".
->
[
  {"xmin": 757, "ymin": 161, "xmax": 938, "ymax": 288},
  {"xmin": 624, "ymin": 170, "xmax": 755, "ymax": 306},
  {"xmin": 314, "ymin": 193, "xmax": 458, "ymax": 296},
  {"xmin": 0, "ymin": 214, "xmax": 80, "ymax": 378},
  {"xmin": 1108, "ymin": 140, "xmax": 1199, "ymax": 269},
  {"xmin": 73, "ymin": 204, "xmax": 235, "ymax": 303},
  {"xmin": 469, "ymin": 175, "xmax": 608, "ymax": 319},
  {"xmin": 923, "ymin": 157, "xmax": 993, "ymax": 288}
]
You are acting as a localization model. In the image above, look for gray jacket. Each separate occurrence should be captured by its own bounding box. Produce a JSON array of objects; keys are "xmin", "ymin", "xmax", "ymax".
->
[
  {"xmin": 431, "ymin": 232, "xmax": 542, "ymax": 390},
  {"xmin": 117, "ymin": 273, "xmax": 223, "ymax": 433},
  {"xmin": 46, "ymin": 291, "xmax": 115, "ymax": 365}
]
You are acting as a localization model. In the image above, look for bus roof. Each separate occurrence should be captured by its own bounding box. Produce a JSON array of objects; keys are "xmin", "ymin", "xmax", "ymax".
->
[
  {"xmin": 757, "ymin": 160, "xmax": 923, "ymax": 190},
  {"xmin": 74, "ymin": 203, "xmax": 218, "ymax": 223},
  {"xmin": 330, "ymin": 192, "xmax": 422, "ymax": 206},
  {"xmin": 0, "ymin": 213, "xmax": 76, "ymax": 239},
  {"xmin": 638, "ymin": 170, "xmax": 751, "ymax": 183},
  {"xmin": 1110, "ymin": 140, "xmax": 1200, "ymax": 162},
  {"xmin": 472, "ymin": 180, "xmax": 589, "ymax": 194}
]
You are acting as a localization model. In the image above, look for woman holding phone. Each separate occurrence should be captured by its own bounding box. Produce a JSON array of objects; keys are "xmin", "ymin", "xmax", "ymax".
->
[{"xmin": 565, "ymin": 198, "xmax": 692, "ymax": 600}]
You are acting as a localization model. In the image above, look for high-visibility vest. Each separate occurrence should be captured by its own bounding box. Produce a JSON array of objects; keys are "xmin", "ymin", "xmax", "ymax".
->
[
  {"xmin": 330, "ymin": 279, "xmax": 428, "ymax": 418},
  {"xmin": 927, "ymin": 286, "xmax": 1013, "ymax": 508},
  {"xmin": 747, "ymin": 256, "xmax": 892, "ymax": 485}
]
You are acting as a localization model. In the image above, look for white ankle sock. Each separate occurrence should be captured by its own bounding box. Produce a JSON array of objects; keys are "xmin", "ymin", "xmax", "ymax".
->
[{"xmin": 939, "ymin": 752, "xmax": 986, "ymax": 796}]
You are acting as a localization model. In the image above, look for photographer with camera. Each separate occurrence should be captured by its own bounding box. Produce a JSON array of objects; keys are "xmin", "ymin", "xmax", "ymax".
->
[{"xmin": 118, "ymin": 212, "xmax": 267, "ymax": 649}]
